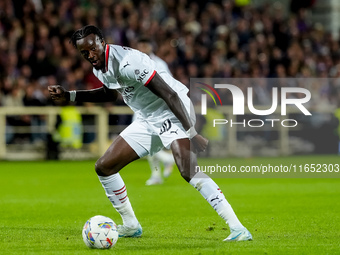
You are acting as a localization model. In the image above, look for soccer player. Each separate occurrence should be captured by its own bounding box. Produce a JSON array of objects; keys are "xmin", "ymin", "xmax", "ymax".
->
[
  {"xmin": 136, "ymin": 37, "xmax": 175, "ymax": 185},
  {"xmin": 48, "ymin": 25, "xmax": 252, "ymax": 241}
]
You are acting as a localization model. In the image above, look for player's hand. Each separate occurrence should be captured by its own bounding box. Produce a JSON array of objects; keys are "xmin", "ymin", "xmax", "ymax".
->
[
  {"xmin": 48, "ymin": 85, "xmax": 68, "ymax": 102},
  {"xmin": 191, "ymin": 134, "xmax": 209, "ymax": 153}
]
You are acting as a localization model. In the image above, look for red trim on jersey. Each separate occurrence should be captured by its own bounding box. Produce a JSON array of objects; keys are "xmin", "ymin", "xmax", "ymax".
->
[
  {"xmin": 144, "ymin": 70, "xmax": 156, "ymax": 86},
  {"xmin": 105, "ymin": 44, "xmax": 110, "ymax": 72}
]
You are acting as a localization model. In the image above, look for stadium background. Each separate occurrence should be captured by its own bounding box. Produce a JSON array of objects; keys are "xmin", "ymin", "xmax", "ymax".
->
[{"xmin": 1, "ymin": 1, "xmax": 340, "ymax": 254}]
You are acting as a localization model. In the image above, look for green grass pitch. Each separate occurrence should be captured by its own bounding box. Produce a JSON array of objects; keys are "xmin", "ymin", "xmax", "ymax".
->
[{"xmin": 0, "ymin": 155, "xmax": 340, "ymax": 254}]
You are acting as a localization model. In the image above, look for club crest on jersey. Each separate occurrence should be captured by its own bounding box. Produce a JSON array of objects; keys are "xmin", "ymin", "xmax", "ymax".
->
[
  {"xmin": 137, "ymin": 69, "xmax": 149, "ymax": 82},
  {"xmin": 159, "ymin": 119, "xmax": 172, "ymax": 135}
]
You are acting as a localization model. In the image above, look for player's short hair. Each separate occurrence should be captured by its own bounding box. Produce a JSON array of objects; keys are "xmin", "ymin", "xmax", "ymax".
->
[
  {"xmin": 137, "ymin": 37, "xmax": 151, "ymax": 44},
  {"xmin": 70, "ymin": 25, "xmax": 104, "ymax": 48}
]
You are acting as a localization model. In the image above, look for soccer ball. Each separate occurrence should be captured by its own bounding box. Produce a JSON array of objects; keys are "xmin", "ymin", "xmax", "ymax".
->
[{"xmin": 82, "ymin": 215, "xmax": 119, "ymax": 249}]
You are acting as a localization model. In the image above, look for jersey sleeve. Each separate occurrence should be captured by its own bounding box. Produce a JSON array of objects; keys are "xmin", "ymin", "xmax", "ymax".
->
[{"xmin": 119, "ymin": 51, "xmax": 156, "ymax": 86}]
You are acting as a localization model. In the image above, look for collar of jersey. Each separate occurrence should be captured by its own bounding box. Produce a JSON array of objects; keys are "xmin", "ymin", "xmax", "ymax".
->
[{"xmin": 104, "ymin": 44, "xmax": 110, "ymax": 73}]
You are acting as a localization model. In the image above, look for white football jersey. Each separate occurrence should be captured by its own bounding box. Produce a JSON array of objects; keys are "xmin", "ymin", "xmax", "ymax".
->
[
  {"xmin": 93, "ymin": 44, "xmax": 189, "ymax": 120},
  {"xmin": 149, "ymin": 53, "xmax": 172, "ymax": 75}
]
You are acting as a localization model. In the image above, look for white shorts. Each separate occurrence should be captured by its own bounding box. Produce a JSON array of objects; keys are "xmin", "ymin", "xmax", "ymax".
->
[{"xmin": 121, "ymin": 101, "xmax": 195, "ymax": 158}]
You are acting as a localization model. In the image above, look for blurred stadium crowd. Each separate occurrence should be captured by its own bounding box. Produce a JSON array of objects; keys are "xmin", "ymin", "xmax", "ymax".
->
[{"xmin": 0, "ymin": 0, "xmax": 340, "ymax": 145}]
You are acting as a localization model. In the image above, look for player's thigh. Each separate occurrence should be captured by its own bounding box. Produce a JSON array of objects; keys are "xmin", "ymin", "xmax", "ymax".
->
[{"xmin": 120, "ymin": 119, "xmax": 157, "ymax": 157}]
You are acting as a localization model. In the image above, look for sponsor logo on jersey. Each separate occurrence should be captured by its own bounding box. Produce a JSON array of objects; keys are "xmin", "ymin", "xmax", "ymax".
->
[
  {"xmin": 121, "ymin": 86, "xmax": 135, "ymax": 102},
  {"xmin": 124, "ymin": 86, "xmax": 134, "ymax": 93},
  {"xmin": 137, "ymin": 69, "xmax": 149, "ymax": 82}
]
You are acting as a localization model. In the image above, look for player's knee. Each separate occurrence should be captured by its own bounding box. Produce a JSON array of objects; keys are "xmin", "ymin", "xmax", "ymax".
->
[
  {"xmin": 95, "ymin": 159, "xmax": 106, "ymax": 176},
  {"xmin": 95, "ymin": 158, "xmax": 117, "ymax": 176}
]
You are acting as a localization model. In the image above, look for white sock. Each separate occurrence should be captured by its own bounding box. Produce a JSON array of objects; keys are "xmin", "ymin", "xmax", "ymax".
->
[
  {"xmin": 98, "ymin": 173, "xmax": 139, "ymax": 228},
  {"xmin": 189, "ymin": 172, "xmax": 244, "ymax": 230}
]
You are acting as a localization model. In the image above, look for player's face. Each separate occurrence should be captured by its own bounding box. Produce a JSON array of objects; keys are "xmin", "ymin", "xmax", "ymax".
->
[
  {"xmin": 137, "ymin": 42, "xmax": 152, "ymax": 55},
  {"xmin": 76, "ymin": 34, "xmax": 106, "ymax": 70}
]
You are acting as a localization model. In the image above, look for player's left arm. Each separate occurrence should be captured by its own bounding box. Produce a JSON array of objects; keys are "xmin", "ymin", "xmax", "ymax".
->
[{"xmin": 146, "ymin": 73, "xmax": 208, "ymax": 152}]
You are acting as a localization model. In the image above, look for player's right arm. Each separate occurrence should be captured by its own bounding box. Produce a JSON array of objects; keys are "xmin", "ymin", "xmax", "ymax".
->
[{"xmin": 48, "ymin": 85, "xmax": 118, "ymax": 103}]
